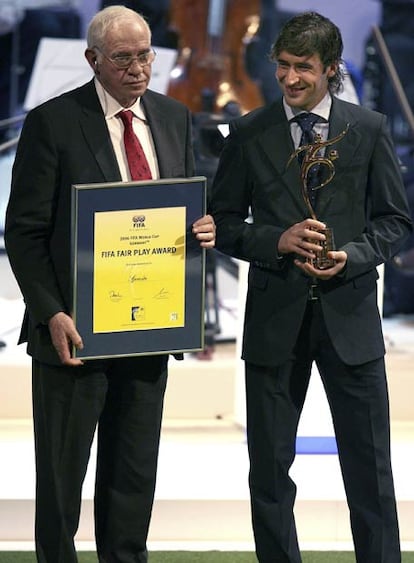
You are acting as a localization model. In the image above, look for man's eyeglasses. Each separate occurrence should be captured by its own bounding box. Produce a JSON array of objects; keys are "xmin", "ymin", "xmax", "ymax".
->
[{"xmin": 94, "ymin": 46, "xmax": 156, "ymax": 69}]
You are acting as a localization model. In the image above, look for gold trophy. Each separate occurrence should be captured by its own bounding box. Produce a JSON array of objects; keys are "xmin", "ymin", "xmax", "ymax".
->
[{"xmin": 287, "ymin": 125, "xmax": 349, "ymax": 269}]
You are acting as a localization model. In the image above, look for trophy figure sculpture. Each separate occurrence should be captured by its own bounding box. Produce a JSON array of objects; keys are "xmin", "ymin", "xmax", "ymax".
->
[{"xmin": 287, "ymin": 124, "xmax": 349, "ymax": 269}]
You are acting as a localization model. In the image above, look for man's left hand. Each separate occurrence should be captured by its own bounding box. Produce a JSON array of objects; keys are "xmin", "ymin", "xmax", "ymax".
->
[
  {"xmin": 294, "ymin": 250, "xmax": 347, "ymax": 280},
  {"xmin": 192, "ymin": 214, "xmax": 216, "ymax": 248}
]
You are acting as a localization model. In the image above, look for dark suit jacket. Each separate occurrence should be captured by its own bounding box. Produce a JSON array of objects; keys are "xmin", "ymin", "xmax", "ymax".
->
[
  {"xmin": 209, "ymin": 96, "xmax": 412, "ymax": 367},
  {"xmin": 5, "ymin": 80, "xmax": 194, "ymax": 365}
]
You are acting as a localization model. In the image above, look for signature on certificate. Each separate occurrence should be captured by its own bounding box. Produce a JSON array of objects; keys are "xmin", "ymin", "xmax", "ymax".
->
[
  {"xmin": 109, "ymin": 290, "xmax": 122, "ymax": 302},
  {"xmin": 153, "ymin": 287, "xmax": 169, "ymax": 300},
  {"xmin": 127, "ymin": 265, "xmax": 148, "ymax": 284},
  {"xmin": 129, "ymin": 273, "xmax": 148, "ymax": 283}
]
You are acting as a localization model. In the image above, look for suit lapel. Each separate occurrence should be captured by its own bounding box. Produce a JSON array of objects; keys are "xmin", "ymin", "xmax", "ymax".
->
[
  {"xmin": 250, "ymin": 97, "xmax": 364, "ymax": 220},
  {"xmin": 316, "ymin": 98, "xmax": 362, "ymax": 216},
  {"xmin": 77, "ymin": 81, "xmax": 122, "ymax": 182},
  {"xmin": 141, "ymin": 92, "xmax": 180, "ymax": 178},
  {"xmin": 77, "ymin": 85, "xmax": 186, "ymax": 182},
  {"xmin": 257, "ymin": 102, "xmax": 311, "ymax": 216}
]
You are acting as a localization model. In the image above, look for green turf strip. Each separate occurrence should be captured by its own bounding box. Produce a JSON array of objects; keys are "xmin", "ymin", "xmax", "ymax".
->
[{"xmin": 0, "ymin": 553, "xmax": 413, "ymax": 563}]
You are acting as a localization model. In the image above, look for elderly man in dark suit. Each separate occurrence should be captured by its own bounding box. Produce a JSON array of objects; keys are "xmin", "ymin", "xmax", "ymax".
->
[
  {"xmin": 5, "ymin": 6, "xmax": 215, "ymax": 563},
  {"xmin": 209, "ymin": 11, "xmax": 412, "ymax": 563}
]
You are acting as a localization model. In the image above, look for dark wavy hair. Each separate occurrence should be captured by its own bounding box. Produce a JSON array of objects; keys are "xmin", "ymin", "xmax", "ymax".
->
[{"xmin": 269, "ymin": 12, "xmax": 344, "ymax": 94}]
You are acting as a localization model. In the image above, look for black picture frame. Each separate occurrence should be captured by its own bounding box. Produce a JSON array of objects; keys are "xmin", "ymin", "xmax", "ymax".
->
[{"xmin": 71, "ymin": 176, "xmax": 206, "ymax": 359}]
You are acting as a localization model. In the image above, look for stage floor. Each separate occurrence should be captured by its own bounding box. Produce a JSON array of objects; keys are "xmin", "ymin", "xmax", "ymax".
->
[
  {"xmin": 0, "ymin": 254, "xmax": 413, "ymax": 552},
  {"xmin": 0, "ymin": 327, "xmax": 414, "ymax": 552}
]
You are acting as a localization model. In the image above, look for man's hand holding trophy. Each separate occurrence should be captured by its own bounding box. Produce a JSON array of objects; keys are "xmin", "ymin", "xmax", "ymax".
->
[{"xmin": 287, "ymin": 124, "xmax": 349, "ymax": 270}]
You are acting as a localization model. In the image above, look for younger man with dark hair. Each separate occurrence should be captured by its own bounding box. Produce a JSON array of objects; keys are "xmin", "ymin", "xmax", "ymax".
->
[{"xmin": 210, "ymin": 11, "xmax": 411, "ymax": 563}]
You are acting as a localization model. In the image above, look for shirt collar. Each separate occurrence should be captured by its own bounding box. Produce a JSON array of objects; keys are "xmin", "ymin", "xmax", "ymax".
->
[
  {"xmin": 94, "ymin": 78, "xmax": 145, "ymax": 120},
  {"xmin": 284, "ymin": 92, "xmax": 332, "ymax": 123}
]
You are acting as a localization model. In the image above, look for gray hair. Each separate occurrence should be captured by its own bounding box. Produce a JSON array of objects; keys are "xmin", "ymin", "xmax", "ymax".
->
[{"xmin": 87, "ymin": 5, "xmax": 151, "ymax": 50}]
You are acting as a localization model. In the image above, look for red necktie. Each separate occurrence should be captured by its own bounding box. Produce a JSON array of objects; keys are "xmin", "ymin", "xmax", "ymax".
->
[{"xmin": 117, "ymin": 110, "xmax": 152, "ymax": 180}]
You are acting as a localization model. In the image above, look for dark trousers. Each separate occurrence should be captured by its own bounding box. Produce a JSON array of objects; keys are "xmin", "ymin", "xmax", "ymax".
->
[
  {"xmin": 245, "ymin": 302, "xmax": 400, "ymax": 563},
  {"xmin": 32, "ymin": 355, "xmax": 168, "ymax": 563}
]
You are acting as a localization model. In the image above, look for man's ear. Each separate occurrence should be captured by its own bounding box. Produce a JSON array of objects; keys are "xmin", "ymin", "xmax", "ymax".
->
[
  {"xmin": 85, "ymin": 49, "xmax": 99, "ymax": 73},
  {"xmin": 326, "ymin": 62, "xmax": 337, "ymax": 79}
]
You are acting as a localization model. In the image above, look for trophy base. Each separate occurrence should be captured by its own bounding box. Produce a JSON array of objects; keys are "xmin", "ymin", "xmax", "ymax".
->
[{"xmin": 307, "ymin": 227, "xmax": 335, "ymax": 270}]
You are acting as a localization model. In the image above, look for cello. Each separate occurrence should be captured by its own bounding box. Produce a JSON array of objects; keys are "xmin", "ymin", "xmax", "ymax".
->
[{"xmin": 167, "ymin": 0, "xmax": 264, "ymax": 115}]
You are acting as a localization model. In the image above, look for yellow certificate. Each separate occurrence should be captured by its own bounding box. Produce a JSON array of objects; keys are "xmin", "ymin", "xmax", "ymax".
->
[{"xmin": 93, "ymin": 206, "xmax": 186, "ymax": 333}]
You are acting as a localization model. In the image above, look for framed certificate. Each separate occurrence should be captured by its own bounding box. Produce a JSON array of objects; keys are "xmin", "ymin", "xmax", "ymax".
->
[{"xmin": 71, "ymin": 176, "xmax": 206, "ymax": 360}]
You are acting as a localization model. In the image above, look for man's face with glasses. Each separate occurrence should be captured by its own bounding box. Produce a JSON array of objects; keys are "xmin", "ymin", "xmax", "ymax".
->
[
  {"xmin": 95, "ymin": 47, "xmax": 156, "ymax": 70},
  {"xmin": 86, "ymin": 18, "xmax": 154, "ymax": 108}
]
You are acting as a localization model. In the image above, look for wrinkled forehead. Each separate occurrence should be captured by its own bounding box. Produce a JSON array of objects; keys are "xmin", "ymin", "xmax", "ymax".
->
[
  {"xmin": 104, "ymin": 18, "xmax": 151, "ymax": 50},
  {"xmin": 107, "ymin": 17, "xmax": 150, "ymax": 39}
]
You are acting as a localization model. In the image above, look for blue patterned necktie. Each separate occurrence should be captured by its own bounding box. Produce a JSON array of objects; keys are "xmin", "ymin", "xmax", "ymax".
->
[
  {"xmin": 292, "ymin": 112, "xmax": 323, "ymax": 204},
  {"xmin": 293, "ymin": 112, "xmax": 321, "ymax": 162}
]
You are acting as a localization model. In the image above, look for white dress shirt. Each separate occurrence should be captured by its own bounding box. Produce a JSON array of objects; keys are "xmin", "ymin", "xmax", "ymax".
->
[
  {"xmin": 95, "ymin": 78, "xmax": 160, "ymax": 181},
  {"xmin": 284, "ymin": 92, "xmax": 332, "ymax": 150}
]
